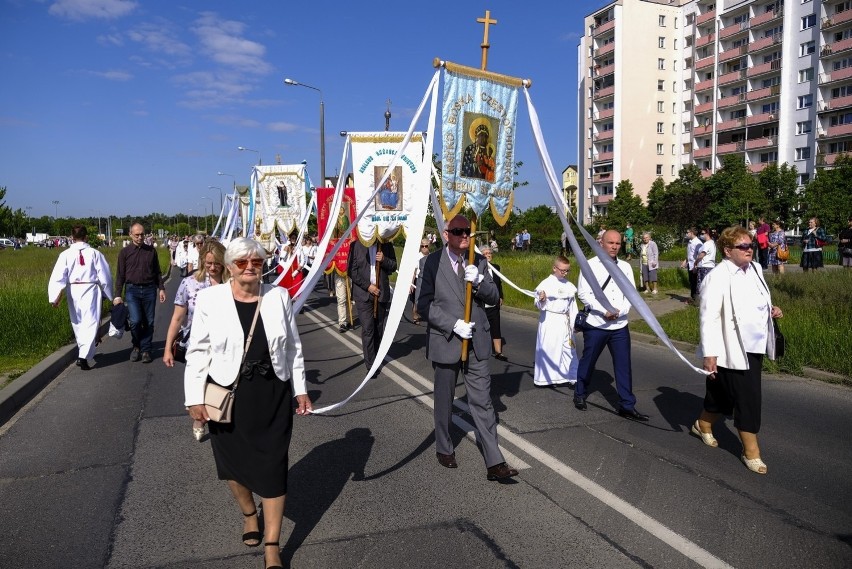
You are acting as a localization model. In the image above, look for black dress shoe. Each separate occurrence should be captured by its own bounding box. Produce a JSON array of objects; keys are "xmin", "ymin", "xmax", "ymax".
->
[
  {"xmin": 618, "ymin": 407, "xmax": 650, "ymax": 421},
  {"xmin": 573, "ymin": 396, "xmax": 587, "ymax": 411},
  {"xmin": 129, "ymin": 348, "xmax": 141, "ymax": 362},
  {"xmin": 76, "ymin": 358, "xmax": 90, "ymax": 370},
  {"xmin": 141, "ymin": 352, "xmax": 153, "ymax": 364},
  {"xmin": 493, "ymin": 352, "xmax": 508, "ymax": 361},
  {"xmin": 338, "ymin": 325, "xmax": 347, "ymax": 333},
  {"xmin": 436, "ymin": 452, "xmax": 458, "ymax": 468},
  {"xmin": 486, "ymin": 462, "xmax": 518, "ymax": 481}
]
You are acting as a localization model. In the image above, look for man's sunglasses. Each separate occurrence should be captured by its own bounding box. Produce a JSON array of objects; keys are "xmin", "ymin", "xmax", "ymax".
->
[
  {"xmin": 448, "ymin": 227, "xmax": 472, "ymax": 237},
  {"xmin": 233, "ymin": 258, "xmax": 265, "ymax": 269}
]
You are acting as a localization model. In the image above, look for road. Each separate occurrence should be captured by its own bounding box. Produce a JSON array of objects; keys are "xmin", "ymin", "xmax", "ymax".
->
[{"xmin": 0, "ymin": 269, "xmax": 850, "ymax": 568}]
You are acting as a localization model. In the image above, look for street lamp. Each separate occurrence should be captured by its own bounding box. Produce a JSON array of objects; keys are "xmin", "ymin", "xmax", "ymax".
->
[
  {"xmin": 52, "ymin": 200, "xmax": 60, "ymax": 219},
  {"xmin": 284, "ymin": 77, "xmax": 325, "ymax": 187},
  {"xmin": 25, "ymin": 206, "xmax": 33, "ymax": 238},
  {"xmin": 217, "ymin": 171, "xmax": 236, "ymax": 202},
  {"xmin": 208, "ymin": 185, "xmax": 224, "ymax": 212},
  {"xmin": 237, "ymin": 146, "xmax": 262, "ymax": 165},
  {"xmin": 200, "ymin": 197, "xmax": 214, "ymax": 233}
]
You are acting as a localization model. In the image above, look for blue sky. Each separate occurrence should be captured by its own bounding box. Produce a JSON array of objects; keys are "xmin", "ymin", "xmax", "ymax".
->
[{"xmin": 1, "ymin": 0, "xmax": 592, "ymax": 219}]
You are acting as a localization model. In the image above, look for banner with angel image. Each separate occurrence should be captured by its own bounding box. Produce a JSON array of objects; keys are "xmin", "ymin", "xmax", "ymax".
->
[{"xmin": 440, "ymin": 68, "xmax": 518, "ymax": 225}]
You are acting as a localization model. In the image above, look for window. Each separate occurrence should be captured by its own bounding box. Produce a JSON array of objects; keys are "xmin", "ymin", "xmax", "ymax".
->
[
  {"xmin": 759, "ymin": 151, "xmax": 778, "ymax": 163},
  {"xmin": 795, "ymin": 147, "xmax": 811, "ymax": 160},
  {"xmin": 658, "ymin": 58, "xmax": 666, "ymax": 70},
  {"xmin": 672, "ymin": 165, "xmax": 676, "ymax": 176},
  {"xmin": 797, "ymin": 173, "xmax": 810, "ymax": 186},
  {"xmin": 672, "ymin": 144, "xmax": 676, "ymax": 155},
  {"xmin": 659, "ymin": 15, "xmax": 666, "ymax": 27},
  {"xmin": 833, "ymin": 57, "xmax": 852, "ymax": 71},
  {"xmin": 673, "ymin": 81, "xmax": 677, "ymax": 92},
  {"xmin": 659, "ymin": 37, "xmax": 666, "ymax": 49},
  {"xmin": 829, "ymin": 112, "xmax": 852, "ymax": 126},
  {"xmin": 800, "ymin": 41, "xmax": 816, "ymax": 56},
  {"xmin": 658, "ymin": 80, "xmax": 665, "ymax": 91},
  {"xmin": 674, "ymin": 39, "xmax": 678, "ymax": 49},
  {"xmin": 801, "ymin": 14, "xmax": 816, "ymax": 29},
  {"xmin": 762, "ymin": 102, "xmax": 779, "ymax": 114},
  {"xmin": 656, "ymin": 164, "xmax": 663, "ymax": 176},
  {"xmin": 832, "ymin": 85, "xmax": 852, "ymax": 98},
  {"xmin": 656, "ymin": 143, "xmax": 664, "ymax": 155},
  {"xmin": 798, "ymin": 94, "xmax": 814, "ymax": 108},
  {"xmin": 762, "ymin": 77, "xmax": 781, "ymax": 88},
  {"xmin": 673, "ymin": 102, "xmax": 677, "ymax": 114},
  {"xmin": 658, "ymin": 101, "xmax": 665, "ymax": 112},
  {"xmin": 675, "ymin": 17, "xmax": 678, "ymax": 29},
  {"xmin": 834, "ymin": 29, "xmax": 852, "ymax": 41},
  {"xmin": 657, "ymin": 122, "xmax": 664, "ymax": 133},
  {"xmin": 797, "ymin": 120, "xmax": 813, "ymax": 134},
  {"xmin": 799, "ymin": 68, "xmax": 814, "ymax": 82},
  {"xmin": 672, "ymin": 123, "xmax": 677, "ymax": 134}
]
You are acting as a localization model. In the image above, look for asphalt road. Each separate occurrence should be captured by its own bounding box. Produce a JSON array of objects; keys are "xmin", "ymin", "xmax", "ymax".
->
[{"xmin": 0, "ymin": 269, "xmax": 850, "ymax": 568}]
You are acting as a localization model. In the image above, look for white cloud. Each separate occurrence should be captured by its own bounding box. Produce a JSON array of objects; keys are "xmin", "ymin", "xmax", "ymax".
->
[
  {"xmin": 49, "ymin": 0, "xmax": 138, "ymax": 21},
  {"xmin": 192, "ymin": 12, "xmax": 272, "ymax": 75},
  {"xmin": 267, "ymin": 122, "xmax": 300, "ymax": 133},
  {"xmin": 87, "ymin": 69, "xmax": 133, "ymax": 81}
]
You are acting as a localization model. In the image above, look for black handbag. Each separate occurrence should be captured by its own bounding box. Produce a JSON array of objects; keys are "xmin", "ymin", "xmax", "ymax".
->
[
  {"xmin": 171, "ymin": 331, "xmax": 187, "ymax": 364},
  {"xmin": 574, "ymin": 275, "xmax": 611, "ymax": 330},
  {"xmin": 773, "ymin": 320, "xmax": 785, "ymax": 359}
]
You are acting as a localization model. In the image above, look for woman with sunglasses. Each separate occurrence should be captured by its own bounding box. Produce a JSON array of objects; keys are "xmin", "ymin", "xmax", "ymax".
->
[
  {"xmin": 692, "ymin": 226, "xmax": 783, "ymax": 475},
  {"xmin": 163, "ymin": 240, "xmax": 229, "ymax": 441},
  {"xmin": 184, "ymin": 238, "xmax": 312, "ymax": 569}
]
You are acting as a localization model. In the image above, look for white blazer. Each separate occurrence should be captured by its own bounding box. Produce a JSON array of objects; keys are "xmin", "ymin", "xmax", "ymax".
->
[
  {"xmin": 183, "ymin": 283, "xmax": 306, "ymax": 406},
  {"xmin": 698, "ymin": 260, "xmax": 776, "ymax": 370}
]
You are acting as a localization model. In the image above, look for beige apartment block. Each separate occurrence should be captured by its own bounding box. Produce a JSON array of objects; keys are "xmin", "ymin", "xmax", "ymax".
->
[{"xmin": 577, "ymin": 0, "xmax": 845, "ymax": 224}]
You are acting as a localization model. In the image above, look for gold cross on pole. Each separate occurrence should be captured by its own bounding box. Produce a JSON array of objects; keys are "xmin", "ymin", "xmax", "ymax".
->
[{"xmin": 477, "ymin": 10, "xmax": 497, "ymax": 71}]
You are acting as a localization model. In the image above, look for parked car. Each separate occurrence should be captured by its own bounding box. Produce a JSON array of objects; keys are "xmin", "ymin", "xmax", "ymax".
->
[{"xmin": 0, "ymin": 238, "xmax": 15, "ymax": 249}]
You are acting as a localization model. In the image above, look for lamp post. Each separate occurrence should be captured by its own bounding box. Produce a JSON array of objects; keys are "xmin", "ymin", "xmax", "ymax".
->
[
  {"xmin": 284, "ymin": 77, "xmax": 325, "ymax": 187},
  {"xmin": 208, "ymin": 186, "xmax": 224, "ymax": 212},
  {"xmin": 25, "ymin": 206, "xmax": 33, "ymax": 239},
  {"xmin": 52, "ymin": 200, "xmax": 60, "ymax": 219},
  {"xmin": 237, "ymin": 146, "xmax": 262, "ymax": 165},
  {"xmin": 217, "ymin": 171, "xmax": 236, "ymax": 204},
  {"xmin": 200, "ymin": 197, "xmax": 214, "ymax": 233}
]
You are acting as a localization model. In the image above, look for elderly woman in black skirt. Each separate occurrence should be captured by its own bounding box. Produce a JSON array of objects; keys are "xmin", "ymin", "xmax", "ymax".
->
[
  {"xmin": 800, "ymin": 217, "xmax": 827, "ymax": 272},
  {"xmin": 184, "ymin": 237, "xmax": 312, "ymax": 569}
]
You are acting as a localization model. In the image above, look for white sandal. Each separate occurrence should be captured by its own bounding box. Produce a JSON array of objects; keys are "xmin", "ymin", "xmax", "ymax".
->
[
  {"xmin": 690, "ymin": 421, "xmax": 718, "ymax": 447},
  {"xmin": 741, "ymin": 455, "xmax": 768, "ymax": 474}
]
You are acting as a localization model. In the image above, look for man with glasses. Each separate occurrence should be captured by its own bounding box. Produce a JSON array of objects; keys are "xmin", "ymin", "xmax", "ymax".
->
[
  {"xmin": 574, "ymin": 230, "xmax": 649, "ymax": 421},
  {"xmin": 114, "ymin": 222, "xmax": 166, "ymax": 364},
  {"xmin": 680, "ymin": 227, "xmax": 702, "ymax": 303},
  {"xmin": 533, "ymin": 256, "xmax": 579, "ymax": 387},
  {"xmin": 417, "ymin": 215, "xmax": 518, "ymax": 481}
]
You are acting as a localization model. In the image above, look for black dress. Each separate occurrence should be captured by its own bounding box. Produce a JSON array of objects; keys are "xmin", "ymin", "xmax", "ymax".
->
[{"xmin": 208, "ymin": 298, "xmax": 294, "ymax": 498}]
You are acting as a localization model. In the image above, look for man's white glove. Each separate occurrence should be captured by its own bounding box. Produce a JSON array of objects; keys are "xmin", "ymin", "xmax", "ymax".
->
[
  {"xmin": 463, "ymin": 264, "xmax": 484, "ymax": 285},
  {"xmin": 452, "ymin": 319, "xmax": 475, "ymax": 339}
]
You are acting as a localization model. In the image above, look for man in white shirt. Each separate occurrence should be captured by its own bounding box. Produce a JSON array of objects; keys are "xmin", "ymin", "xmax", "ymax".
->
[
  {"xmin": 693, "ymin": 228, "xmax": 717, "ymax": 295},
  {"xmin": 185, "ymin": 235, "xmax": 204, "ymax": 275},
  {"xmin": 680, "ymin": 227, "xmax": 702, "ymax": 302},
  {"xmin": 574, "ymin": 230, "xmax": 649, "ymax": 421}
]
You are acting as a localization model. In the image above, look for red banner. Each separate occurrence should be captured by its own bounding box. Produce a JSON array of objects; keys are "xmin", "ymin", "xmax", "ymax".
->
[{"xmin": 317, "ymin": 187, "xmax": 356, "ymax": 275}]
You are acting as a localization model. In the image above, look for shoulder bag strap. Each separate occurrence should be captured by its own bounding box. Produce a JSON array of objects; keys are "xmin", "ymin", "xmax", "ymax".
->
[{"xmin": 231, "ymin": 290, "xmax": 263, "ymax": 392}]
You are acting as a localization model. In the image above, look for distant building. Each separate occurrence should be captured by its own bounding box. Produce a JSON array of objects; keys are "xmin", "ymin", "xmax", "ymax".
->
[
  {"xmin": 562, "ymin": 165, "xmax": 579, "ymax": 218},
  {"xmin": 578, "ymin": 0, "xmax": 835, "ymax": 224}
]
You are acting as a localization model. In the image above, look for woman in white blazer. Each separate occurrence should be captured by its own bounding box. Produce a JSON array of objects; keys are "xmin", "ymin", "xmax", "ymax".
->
[
  {"xmin": 184, "ymin": 238, "xmax": 312, "ymax": 569},
  {"xmin": 692, "ymin": 226, "xmax": 783, "ymax": 475}
]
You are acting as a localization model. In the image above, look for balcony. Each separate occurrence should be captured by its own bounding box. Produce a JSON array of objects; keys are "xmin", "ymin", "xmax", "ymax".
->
[
  {"xmin": 592, "ymin": 194, "xmax": 614, "ymax": 205},
  {"xmin": 695, "ymin": 100, "xmax": 715, "ymax": 114},
  {"xmin": 694, "ymin": 146, "xmax": 713, "ymax": 158},
  {"xmin": 716, "ymin": 141, "xmax": 745, "ymax": 155},
  {"xmin": 696, "ymin": 10, "xmax": 716, "ymax": 26},
  {"xmin": 593, "ymin": 151, "xmax": 614, "ymax": 162},
  {"xmin": 748, "ymin": 161, "xmax": 775, "ymax": 174},
  {"xmin": 718, "ymin": 93, "xmax": 746, "ymax": 109},
  {"xmin": 719, "ymin": 69, "xmax": 747, "ymax": 86},
  {"xmin": 717, "ymin": 117, "xmax": 747, "ymax": 132},
  {"xmin": 693, "ymin": 124, "xmax": 713, "ymax": 135},
  {"xmin": 748, "ymin": 59, "xmax": 782, "ymax": 78},
  {"xmin": 824, "ymin": 95, "xmax": 852, "ymax": 111},
  {"xmin": 720, "ymin": 21, "xmax": 749, "ymax": 40},
  {"xmin": 593, "ymin": 130, "xmax": 614, "ymax": 142},
  {"xmin": 593, "ymin": 108, "xmax": 614, "ymax": 121},
  {"xmin": 696, "ymin": 33, "xmax": 716, "ymax": 48},
  {"xmin": 701, "ymin": 168, "xmax": 714, "ymax": 178},
  {"xmin": 696, "ymin": 54, "xmax": 716, "ymax": 70},
  {"xmin": 719, "ymin": 44, "xmax": 747, "ymax": 63},
  {"xmin": 748, "ymin": 10, "xmax": 777, "ymax": 28},
  {"xmin": 593, "ymin": 19, "xmax": 615, "ymax": 36},
  {"xmin": 747, "ymin": 85, "xmax": 781, "ymax": 102},
  {"xmin": 819, "ymin": 66, "xmax": 852, "ymax": 84},
  {"xmin": 594, "ymin": 63, "xmax": 615, "ymax": 77},
  {"xmin": 826, "ymin": 122, "xmax": 852, "ymax": 137},
  {"xmin": 822, "ymin": 10, "xmax": 852, "ymax": 30},
  {"xmin": 818, "ymin": 152, "xmax": 843, "ymax": 165},
  {"xmin": 593, "ymin": 42, "xmax": 615, "ymax": 59},
  {"xmin": 592, "ymin": 172, "xmax": 613, "ymax": 184},
  {"xmin": 747, "ymin": 112, "xmax": 777, "ymax": 126},
  {"xmin": 746, "ymin": 136, "xmax": 777, "ymax": 150},
  {"xmin": 695, "ymin": 77, "xmax": 716, "ymax": 92},
  {"xmin": 593, "ymin": 85, "xmax": 615, "ymax": 100},
  {"xmin": 824, "ymin": 38, "xmax": 852, "ymax": 57}
]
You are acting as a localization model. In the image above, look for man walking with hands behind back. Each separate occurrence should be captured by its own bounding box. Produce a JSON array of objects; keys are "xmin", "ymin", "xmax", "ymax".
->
[
  {"xmin": 417, "ymin": 215, "xmax": 518, "ymax": 481},
  {"xmin": 114, "ymin": 222, "xmax": 166, "ymax": 364},
  {"xmin": 574, "ymin": 229, "xmax": 649, "ymax": 421}
]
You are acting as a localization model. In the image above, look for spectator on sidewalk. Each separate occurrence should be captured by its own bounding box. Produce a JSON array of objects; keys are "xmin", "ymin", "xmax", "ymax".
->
[
  {"xmin": 639, "ymin": 232, "xmax": 659, "ymax": 295},
  {"xmin": 681, "ymin": 228, "xmax": 702, "ymax": 303}
]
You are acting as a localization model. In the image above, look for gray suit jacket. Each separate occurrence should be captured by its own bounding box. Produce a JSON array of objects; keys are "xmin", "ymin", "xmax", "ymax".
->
[{"xmin": 416, "ymin": 249, "xmax": 498, "ymax": 364}]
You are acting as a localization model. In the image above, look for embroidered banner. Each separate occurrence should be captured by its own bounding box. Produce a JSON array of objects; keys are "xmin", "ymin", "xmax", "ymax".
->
[
  {"xmin": 251, "ymin": 164, "xmax": 308, "ymax": 250},
  {"xmin": 317, "ymin": 187, "xmax": 356, "ymax": 275},
  {"xmin": 349, "ymin": 132, "xmax": 424, "ymax": 244},
  {"xmin": 440, "ymin": 68, "xmax": 518, "ymax": 225}
]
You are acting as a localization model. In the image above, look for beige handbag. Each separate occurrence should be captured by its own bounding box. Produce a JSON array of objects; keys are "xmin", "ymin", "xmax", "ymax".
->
[{"xmin": 203, "ymin": 293, "xmax": 262, "ymax": 423}]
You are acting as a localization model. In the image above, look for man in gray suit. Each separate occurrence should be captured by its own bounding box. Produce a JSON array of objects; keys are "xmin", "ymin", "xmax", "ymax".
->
[{"xmin": 417, "ymin": 215, "xmax": 518, "ymax": 481}]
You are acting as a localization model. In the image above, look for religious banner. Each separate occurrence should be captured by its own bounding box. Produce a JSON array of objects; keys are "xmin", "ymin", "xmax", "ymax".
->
[
  {"xmin": 317, "ymin": 187, "xmax": 356, "ymax": 275},
  {"xmin": 440, "ymin": 67, "xmax": 518, "ymax": 225},
  {"xmin": 251, "ymin": 164, "xmax": 308, "ymax": 249},
  {"xmin": 349, "ymin": 132, "xmax": 424, "ymax": 243}
]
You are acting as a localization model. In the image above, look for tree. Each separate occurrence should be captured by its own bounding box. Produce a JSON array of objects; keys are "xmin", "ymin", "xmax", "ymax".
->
[
  {"xmin": 0, "ymin": 186, "xmax": 12, "ymax": 236},
  {"xmin": 803, "ymin": 153, "xmax": 852, "ymax": 235},
  {"xmin": 757, "ymin": 162, "xmax": 799, "ymax": 227},
  {"xmin": 605, "ymin": 179, "xmax": 648, "ymax": 231},
  {"xmin": 657, "ymin": 165, "xmax": 709, "ymax": 232},
  {"xmin": 646, "ymin": 177, "xmax": 667, "ymax": 222},
  {"xmin": 703, "ymin": 154, "xmax": 765, "ymax": 229}
]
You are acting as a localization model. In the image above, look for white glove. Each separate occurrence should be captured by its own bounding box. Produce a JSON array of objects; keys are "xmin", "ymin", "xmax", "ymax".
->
[
  {"xmin": 452, "ymin": 319, "xmax": 475, "ymax": 339},
  {"xmin": 464, "ymin": 264, "xmax": 484, "ymax": 285}
]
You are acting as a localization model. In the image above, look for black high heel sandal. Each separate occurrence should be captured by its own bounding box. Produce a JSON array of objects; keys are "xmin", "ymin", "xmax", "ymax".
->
[
  {"xmin": 264, "ymin": 542, "xmax": 283, "ymax": 569},
  {"xmin": 242, "ymin": 509, "xmax": 261, "ymax": 547}
]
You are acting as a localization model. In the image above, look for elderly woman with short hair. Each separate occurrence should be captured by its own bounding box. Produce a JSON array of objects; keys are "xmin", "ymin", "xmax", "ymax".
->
[
  {"xmin": 639, "ymin": 231, "xmax": 659, "ymax": 295},
  {"xmin": 692, "ymin": 226, "xmax": 783, "ymax": 475},
  {"xmin": 184, "ymin": 237, "xmax": 312, "ymax": 569}
]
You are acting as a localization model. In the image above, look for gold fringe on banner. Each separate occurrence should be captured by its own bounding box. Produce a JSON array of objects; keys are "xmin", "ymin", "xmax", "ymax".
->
[
  {"xmin": 433, "ymin": 58, "xmax": 532, "ymax": 88},
  {"xmin": 348, "ymin": 133, "xmax": 424, "ymax": 144}
]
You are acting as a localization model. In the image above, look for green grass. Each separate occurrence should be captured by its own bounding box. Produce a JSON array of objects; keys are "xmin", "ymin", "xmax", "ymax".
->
[{"xmin": 0, "ymin": 245, "xmax": 172, "ymax": 384}]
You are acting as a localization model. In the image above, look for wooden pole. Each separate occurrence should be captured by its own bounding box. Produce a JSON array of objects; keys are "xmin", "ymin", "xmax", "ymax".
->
[{"xmin": 345, "ymin": 275, "xmax": 354, "ymax": 328}]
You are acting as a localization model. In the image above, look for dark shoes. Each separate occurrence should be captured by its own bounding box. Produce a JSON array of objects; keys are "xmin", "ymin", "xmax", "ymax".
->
[
  {"xmin": 486, "ymin": 462, "xmax": 519, "ymax": 481},
  {"xmin": 573, "ymin": 396, "xmax": 587, "ymax": 411},
  {"xmin": 493, "ymin": 352, "xmax": 508, "ymax": 361},
  {"xmin": 436, "ymin": 452, "xmax": 458, "ymax": 469},
  {"xmin": 75, "ymin": 358, "xmax": 90, "ymax": 370},
  {"xmin": 141, "ymin": 352, "xmax": 153, "ymax": 364},
  {"xmin": 129, "ymin": 348, "xmax": 141, "ymax": 362},
  {"xmin": 618, "ymin": 407, "xmax": 650, "ymax": 421},
  {"xmin": 338, "ymin": 324, "xmax": 348, "ymax": 333}
]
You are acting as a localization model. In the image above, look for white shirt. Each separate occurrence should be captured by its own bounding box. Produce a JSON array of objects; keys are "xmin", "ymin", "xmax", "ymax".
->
[
  {"xmin": 696, "ymin": 239, "xmax": 716, "ymax": 268},
  {"xmin": 726, "ymin": 261, "xmax": 770, "ymax": 353},
  {"xmin": 577, "ymin": 256, "xmax": 635, "ymax": 330},
  {"xmin": 686, "ymin": 237, "xmax": 702, "ymax": 270}
]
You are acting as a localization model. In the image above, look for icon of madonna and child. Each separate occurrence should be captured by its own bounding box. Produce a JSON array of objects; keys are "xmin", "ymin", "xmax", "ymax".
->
[{"xmin": 375, "ymin": 166, "xmax": 403, "ymax": 211}]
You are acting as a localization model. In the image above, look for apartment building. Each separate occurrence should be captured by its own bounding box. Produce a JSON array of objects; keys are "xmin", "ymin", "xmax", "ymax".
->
[{"xmin": 577, "ymin": 0, "xmax": 850, "ymax": 224}]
